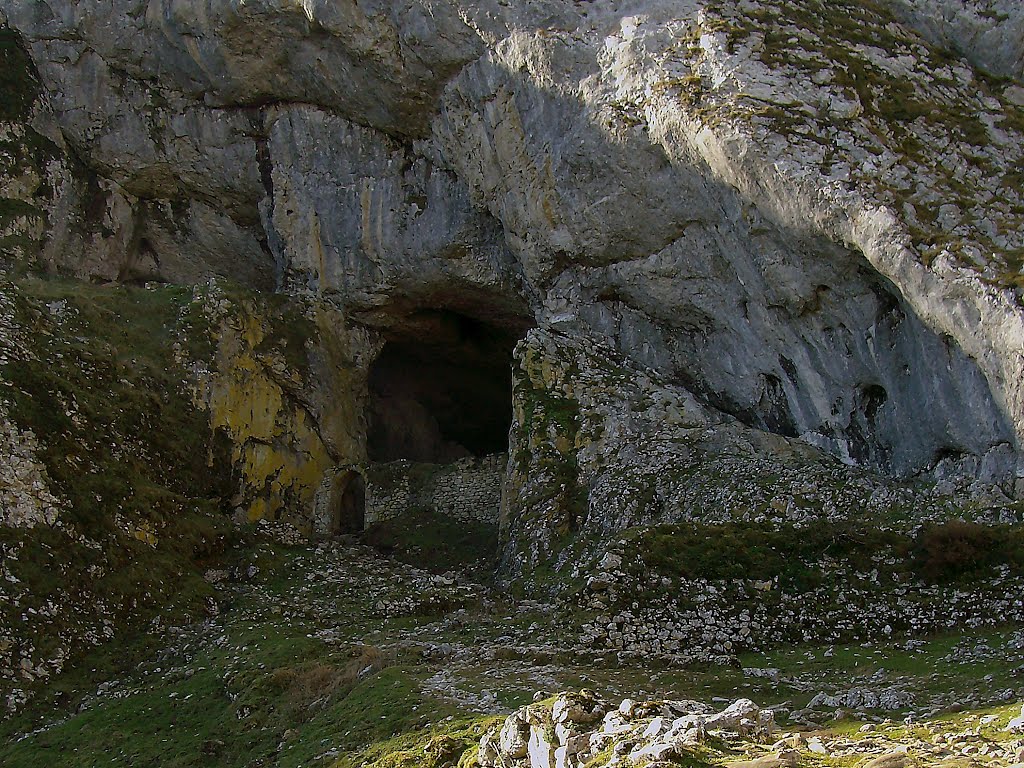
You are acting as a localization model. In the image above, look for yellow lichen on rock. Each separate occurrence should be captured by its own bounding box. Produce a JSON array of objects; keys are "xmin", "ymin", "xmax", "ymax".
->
[
  {"xmin": 205, "ymin": 301, "xmax": 336, "ymax": 531},
  {"xmin": 131, "ymin": 525, "xmax": 158, "ymax": 548}
]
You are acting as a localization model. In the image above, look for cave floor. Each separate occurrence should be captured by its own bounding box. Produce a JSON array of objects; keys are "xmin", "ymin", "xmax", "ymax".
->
[{"xmin": 2, "ymin": 531, "xmax": 1023, "ymax": 767}]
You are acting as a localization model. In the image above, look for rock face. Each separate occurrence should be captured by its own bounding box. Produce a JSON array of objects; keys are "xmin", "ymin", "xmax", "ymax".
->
[
  {"xmin": 3, "ymin": 2, "xmax": 1024, "ymax": 568},
  {"xmin": 886, "ymin": 0, "xmax": 1024, "ymax": 79}
]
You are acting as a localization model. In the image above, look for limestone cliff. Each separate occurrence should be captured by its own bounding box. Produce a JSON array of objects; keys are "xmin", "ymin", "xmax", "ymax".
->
[{"xmin": 2, "ymin": 1, "xmax": 1023, "ymax": 586}]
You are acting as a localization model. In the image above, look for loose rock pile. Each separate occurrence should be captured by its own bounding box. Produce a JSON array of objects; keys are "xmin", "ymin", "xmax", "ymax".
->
[
  {"xmin": 477, "ymin": 691, "xmax": 1024, "ymax": 768},
  {"xmin": 478, "ymin": 691, "xmax": 773, "ymax": 768}
]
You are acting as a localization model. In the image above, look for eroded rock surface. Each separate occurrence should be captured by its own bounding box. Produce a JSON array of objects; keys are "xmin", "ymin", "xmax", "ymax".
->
[
  {"xmin": 5, "ymin": 0, "xmax": 1023, "ymax": 492},
  {"xmin": 2, "ymin": 1, "xmax": 1024, "ymax": 688}
]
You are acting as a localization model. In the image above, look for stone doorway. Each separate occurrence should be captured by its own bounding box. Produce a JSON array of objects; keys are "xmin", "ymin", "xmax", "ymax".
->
[
  {"xmin": 313, "ymin": 468, "xmax": 366, "ymax": 536},
  {"xmin": 334, "ymin": 470, "xmax": 365, "ymax": 534}
]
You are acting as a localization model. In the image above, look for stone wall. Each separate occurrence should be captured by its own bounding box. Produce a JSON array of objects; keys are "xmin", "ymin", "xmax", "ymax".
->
[
  {"xmin": 579, "ymin": 556, "xmax": 1024, "ymax": 658},
  {"xmin": 364, "ymin": 454, "xmax": 505, "ymax": 527}
]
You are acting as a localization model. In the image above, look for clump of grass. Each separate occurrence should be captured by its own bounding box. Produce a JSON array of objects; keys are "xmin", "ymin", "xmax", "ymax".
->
[
  {"xmin": 0, "ymin": 589, "xmax": 460, "ymax": 768},
  {"xmin": 271, "ymin": 646, "xmax": 395, "ymax": 720},
  {"xmin": 352, "ymin": 712, "xmax": 501, "ymax": 768},
  {"xmin": 632, "ymin": 518, "xmax": 1024, "ymax": 588}
]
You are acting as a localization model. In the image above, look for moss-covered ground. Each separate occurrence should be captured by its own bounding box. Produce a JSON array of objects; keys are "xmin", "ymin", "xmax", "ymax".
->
[
  {"xmin": 2, "ymin": 530, "xmax": 1021, "ymax": 767},
  {"xmin": 0, "ymin": 275, "xmax": 236, "ymax": 708}
]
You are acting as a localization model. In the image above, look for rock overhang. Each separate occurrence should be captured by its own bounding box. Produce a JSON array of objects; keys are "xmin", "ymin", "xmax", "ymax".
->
[{"xmin": 3, "ymin": 0, "xmax": 1023, "ymax": 491}]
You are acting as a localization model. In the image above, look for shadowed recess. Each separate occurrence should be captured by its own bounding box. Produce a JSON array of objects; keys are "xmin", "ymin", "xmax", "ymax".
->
[{"xmin": 367, "ymin": 309, "xmax": 530, "ymax": 463}]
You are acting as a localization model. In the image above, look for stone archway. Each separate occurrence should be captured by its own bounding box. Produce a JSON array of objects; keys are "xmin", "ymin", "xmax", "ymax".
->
[
  {"xmin": 334, "ymin": 470, "xmax": 365, "ymax": 534},
  {"xmin": 313, "ymin": 467, "xmax": 366, "ymax": 536}
]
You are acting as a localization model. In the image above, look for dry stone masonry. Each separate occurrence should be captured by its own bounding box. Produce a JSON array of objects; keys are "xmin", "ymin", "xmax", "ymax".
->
[
  {"xmin": 578, "ymin": 563, "xmax": 1024, "ymax": 657},
  {"xmin": 364, "ymin": 455, "xmax": 505, "ymax": 528}
]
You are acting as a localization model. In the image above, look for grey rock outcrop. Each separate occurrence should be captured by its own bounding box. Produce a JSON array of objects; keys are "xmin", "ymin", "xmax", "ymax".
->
[
  {"xmin": 886, "ymin": 0, "xmax": 1024, "ymax": 80},
  {"xmin": 3, "ymin": 0, "xmax": 1024, "ymax": 533},
  {"xmin": 265, "ymin": 105, "xmax": 523, "ymax": 315},
  {"xmin": 479, "ymin": 692, "xmax": 773, "ymax": 768}
]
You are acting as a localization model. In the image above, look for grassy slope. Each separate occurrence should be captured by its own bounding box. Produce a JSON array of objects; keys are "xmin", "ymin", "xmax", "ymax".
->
[
  {"xmin": 0, "ymin": 276, "xmax": 236, "ymax": 705},
  {"xmin": 2, "ymin": 538, "xmax": 1022, "ymax": 767},
  {"xmin": 0, "ymin": 541, "xmax": 482, "ymax": 768}
]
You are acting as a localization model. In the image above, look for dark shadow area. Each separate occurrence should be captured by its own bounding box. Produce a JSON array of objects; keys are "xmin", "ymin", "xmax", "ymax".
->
[
  {"xmin": 362, "ymin": 508, "xmax": 499, "ymax": 576},
  {"xmin": 332, "ymin": 470, "xmax": 365, "ymax": 534},
  {"xmin": 367, "ymin": 309, "xmax": 531, "ymax": 463}
]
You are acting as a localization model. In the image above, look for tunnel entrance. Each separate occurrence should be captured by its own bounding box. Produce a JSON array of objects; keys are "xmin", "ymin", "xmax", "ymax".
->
[
  {"xmin": 367, "ymin": 309, "xmax": 530, "ymax": 463},
  {"xmin": 331, "ymin": 470, "xmax": 365, "ymax": 535}
]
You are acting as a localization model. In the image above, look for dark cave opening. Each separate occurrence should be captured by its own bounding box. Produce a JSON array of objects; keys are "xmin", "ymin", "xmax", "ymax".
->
[{"xmin": 367, "ymin": 309, "xmax": 530, "ymax": 463}]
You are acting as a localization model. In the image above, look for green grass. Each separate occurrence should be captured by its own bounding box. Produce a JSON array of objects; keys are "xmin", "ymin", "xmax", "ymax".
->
[
  {"xmin": 2, "ymin": 527, "xmax": 1022, "ymax": 767},
  {"xmin": 0, "ymin": 546, "xmax": 481, "ymax": 768},
  {"xmin": 0, "ymin": 638, "xmax": 451, "ymax": 768},
  {"xmin": 0, "ymin": 198, "xmax": 41, "ymax": 219},
  {"xmin": 328, "ymin": 691, "xmax": 496, "ymax": 768},
  {"xmin": 630, "ymin": 519, "xmax": 1024, "ymax": 588},
  {"xmin": 0, "ymin": 276, "xmax": 238, "ymax": 706},
  {"xmin": 630, "ymin": 625, "xmax": 1024, "ymax": 715},
  {"xmin": 362, "ymin": 508, "xmax": 498, "ymax": 574}
]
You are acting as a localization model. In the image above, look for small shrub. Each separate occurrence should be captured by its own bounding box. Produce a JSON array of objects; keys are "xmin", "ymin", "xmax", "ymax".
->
[
  {"xmin": 270, "ymin": 663, "xmax": 344, "ymax": 716},
  {"xmin": 270, "ymin": 646, "xmax": 394, "ymax": 720},
  {"xmin": 912, "ymin": 520, "xmax": 1019, "ymax": 582}
]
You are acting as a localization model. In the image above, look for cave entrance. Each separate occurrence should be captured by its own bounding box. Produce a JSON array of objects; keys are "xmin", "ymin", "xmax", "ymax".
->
[
  {"xmin": 367, "ymin": 308, "xmax": 531, "ymax": 463},
  {"xmin": 332, "ymin": 470, "xmax": 365, "ymax": 535}
]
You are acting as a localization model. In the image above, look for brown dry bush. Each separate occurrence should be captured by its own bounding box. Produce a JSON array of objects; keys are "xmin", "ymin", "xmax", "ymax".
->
[
  {"xmin": 271, "ymin": 645, "xmax": 394, "ymax": 719},
  {"xmin": 342, "ymin": 644, "xmax": 394, "ymax": 684},
  {"xmin": 914, "ymin": 520, "xmax": 1001, "ymax": 582}
]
